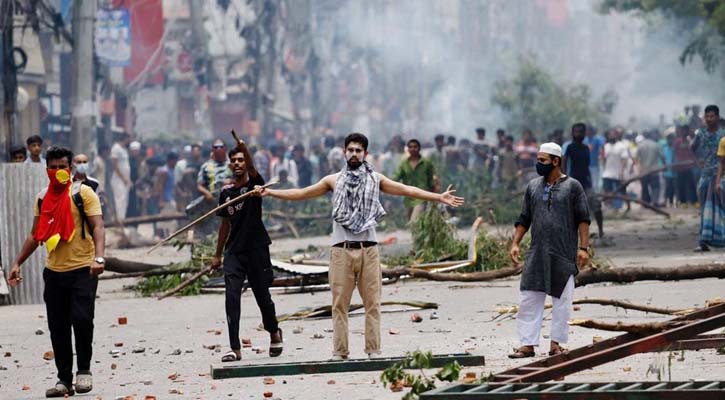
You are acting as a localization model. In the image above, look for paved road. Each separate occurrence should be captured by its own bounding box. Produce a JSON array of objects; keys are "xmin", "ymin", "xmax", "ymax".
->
[{"xmin": 1, "ymin": 207, "xmax": 723, "ymax": 399}]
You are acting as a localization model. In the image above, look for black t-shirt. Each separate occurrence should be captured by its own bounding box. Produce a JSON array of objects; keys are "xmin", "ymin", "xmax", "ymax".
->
[
  {"xmin": 216, "ymin": 174, "xmax": 271, "ymax": 252},
  {"xmin": 565, "ymin": 142, "xmax": 591, "ymax": 189}
]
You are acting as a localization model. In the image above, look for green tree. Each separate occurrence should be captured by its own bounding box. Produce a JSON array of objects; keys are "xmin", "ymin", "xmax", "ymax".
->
[
  {"xmin": 599, "ymin": 0, "xmax": 725, "ymax": 73},
  {"xmin": 491, "ymin": 57, "xmax": 616, "ymax": 135}
]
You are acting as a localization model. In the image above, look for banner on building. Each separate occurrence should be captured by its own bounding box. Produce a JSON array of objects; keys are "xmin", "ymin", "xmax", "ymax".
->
[{"xmin": 95, "ymin": 8, "xmax": 132, "ymax": 67}]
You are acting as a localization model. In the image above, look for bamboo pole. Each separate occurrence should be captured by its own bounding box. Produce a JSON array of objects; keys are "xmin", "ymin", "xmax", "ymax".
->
[{"xmin": 146, "ymin": 180, "xmax": 277, "ymax": 254}]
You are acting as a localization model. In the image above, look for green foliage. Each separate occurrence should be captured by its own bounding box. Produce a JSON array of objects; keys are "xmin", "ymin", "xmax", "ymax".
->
[
  {"xmin": 395, "ymin": 205, "xmax": 528, "ymax": 271},
  {"xmin": 474, "ymin": 229, "xmax": 530, "ymax": 272},
  {"xmin": 412, "ymin": 206, "xmax": 468, "ymax": 262},
  {"xmin": 599, "ymin": 0, "xmax": 725, "ymax": 73},
  {"xmin": 381, "ymin": 350, "xmax": 461, "ymax": 400},
  {"xmin": 132, "ymin": 273, "xmax": 209, "ymax": 297},
  {"xmin": 492, "ymin": 57, "xmax": 616, "ymax": 135},
  {"xmin": 130, "ymin": 236, "xmax": 217, "ymax": 297}
]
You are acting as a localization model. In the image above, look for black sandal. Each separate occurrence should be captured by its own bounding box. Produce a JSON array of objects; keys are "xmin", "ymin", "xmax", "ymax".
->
[
  {"xmin": 269, "ymin": 328, "xmax": 283, "ymax": 357},
  {"xmin": 508, "ymin": 347, "xmax": 535, "ymax": 359},
  {"xmin": 46, "ymin": 381, "xmax": 75, "ymax": 398}
]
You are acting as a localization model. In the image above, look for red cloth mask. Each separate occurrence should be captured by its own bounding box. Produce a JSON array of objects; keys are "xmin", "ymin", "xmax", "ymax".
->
[{"xmin": 34, "ymin": 168, "xmax": 76, "ymax": 253}]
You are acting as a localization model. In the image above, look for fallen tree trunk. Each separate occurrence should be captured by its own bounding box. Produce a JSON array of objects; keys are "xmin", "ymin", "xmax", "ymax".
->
[
  {"xmin": 382, "ymin": 264, "xmax": 523, "ymax": 282},
  {"xmin": 576, "ymin": 263, "xmax": 725, "ymax": 286},
  {"xmin": 569, "ymin": 319, "xmax": 689, "ymax": 335},
  {"xmin": 595, "ymin": 193, "xmax": 670, "ymax": 218},
  {"xmin": 105, "ymin": 213, "xmax": 188, "ymax": 228},
  {"xmin": 99, "ymin": 266, "xmax": 201, "ymax": 280},
  {"xmin": 105, "ymin": 257, "xmax": 172, "ymax": 274}
]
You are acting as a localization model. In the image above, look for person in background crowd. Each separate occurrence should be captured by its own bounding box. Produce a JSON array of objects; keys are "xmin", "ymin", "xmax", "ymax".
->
[
  {"xmin": 673, "ymin": 124, "xmax": 698, "ymax": 207},
  {"xmin": 498, "ymin": 136, "xmax": 519, "ymax": 190},
  {"xmin": 393, "ymin": 139, "xmax": 438, "ymax": 220},
  {"xmin": 636, "ymin": 131, "xmax": 665, "ymax": 206},
  {"xmin": 602, "ymin": 129, "xmax": 630, "ymax": 210},
  {"xmin": 110, "ymin": 133, "xmax": 132, "ymax": 221},
  {"xmin": 72, "ymin": 154, "xmax": 101, "ymax": 193},
  {"xmin": 515, "ymin": 129, "xmax": 539, "ymax": 180},
  {"xmin": 326, "ymin": 136, "xmax": 346, "ymax": 173},
  {"xmin": 271, "ymin": 145, "xmax": 298, "ymax": 187},
  {"xmin": 126, "ymin": 141, "xmax": 143, "ymax": 218},
  {"xmin": 381, "ymin": 135, "xmax": 405, "ymax": 178},
  {"xmin": 92, "ymin": 145, "xmax": 110, "ymax": 201},
  {"xmin": 496, "ymin": 129, "xmax": 507, "ymax": 150},
  {"xmin": 197, "ymin": 138, "xmax": 232, "ymax": 202},
  {"xmin": 25, "ymin": 135, "xmax": 46, "ymax": 166},
  {"xmin": 691, "ymin": 104, "xmax": 724, "ymax": 251},
  {"xmin": 429, "ymin": 134, "xmax": 447, "ymax": 169},
  {"xmin": 584, "ymin": 126, "xmax": 605, "ymax": 191},
  {"xmin": 153, "ymin": 152, "xmax": 179, "ymax": 238},
  {"xmin": 293, "ymin": 144, "xmax": 313, "ymax": 188},
  {"xmin": 565, "ymin": 123, "xmax": 604, "ymax": 238},
  {"xmin": 174, "ymin": 145, "xmax": 193, "ymax": 184},
  {"xmin": 10, "ymin": 145, "xmax": 27, "ymax": 162},
  {"xmin": 662, "ymin": 133, "xmax": 676, "ymax": 207},
  {"xmin": 252, "ymin": 145, "xmax": 272, "ymax": 181}
]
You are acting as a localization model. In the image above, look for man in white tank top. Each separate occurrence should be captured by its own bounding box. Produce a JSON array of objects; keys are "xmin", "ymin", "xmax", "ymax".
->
[{"xmin": 258, "ymin": 133, "xmax": 464, "ymax": 359}]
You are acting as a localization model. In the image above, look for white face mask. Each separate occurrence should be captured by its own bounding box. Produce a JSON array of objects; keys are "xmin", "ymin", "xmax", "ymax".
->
[{"xmin": 74, "ymin": 163, "xmax": 89, "ymax": 174}]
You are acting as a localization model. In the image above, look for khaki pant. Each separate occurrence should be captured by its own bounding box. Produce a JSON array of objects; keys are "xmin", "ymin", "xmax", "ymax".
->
[{"xmin": 329, "ymin": 245, "xmax": 382, "ymax": 357}]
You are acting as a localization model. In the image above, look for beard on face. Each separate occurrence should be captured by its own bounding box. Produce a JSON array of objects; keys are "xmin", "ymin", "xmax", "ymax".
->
[{"xmin": 346, "ymin": 156, "xmax": 362, "ymax": 169}]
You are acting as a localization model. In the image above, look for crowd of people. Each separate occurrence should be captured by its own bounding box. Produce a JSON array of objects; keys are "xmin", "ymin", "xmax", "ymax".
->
[{"xmin": 5, "ymin": 103, "xmax": 725, "ymax": 249}]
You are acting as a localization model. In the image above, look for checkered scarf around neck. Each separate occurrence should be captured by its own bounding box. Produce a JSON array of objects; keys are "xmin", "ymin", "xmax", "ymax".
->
[{"xmin": 332, "ymin": 161, "xmax": 386, "ymax": 234}]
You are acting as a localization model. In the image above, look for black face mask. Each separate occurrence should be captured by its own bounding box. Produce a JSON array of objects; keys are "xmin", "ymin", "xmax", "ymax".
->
[{"xmin": 536, "ymin": 162, "xmax": 555, "ymax": 177}]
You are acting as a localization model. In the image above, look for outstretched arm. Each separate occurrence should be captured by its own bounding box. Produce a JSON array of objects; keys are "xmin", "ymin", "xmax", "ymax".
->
[
  {"xmin": 259, "ymin": 174, "xmax": 335, "ymax": 201},
  {"xmin": 378, "ymin": 174, "xmax": 464, "ymax": 207}
]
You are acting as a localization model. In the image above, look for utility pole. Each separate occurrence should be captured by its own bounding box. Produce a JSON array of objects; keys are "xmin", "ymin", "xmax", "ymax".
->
[
  {"xmin": 70, "ymin": 0, "xmax": 96, "ymax": 156},
  {"xmin": 1, "ymin": 0, "xmax": 19, "ymax": 160},
  {"xmin": 189, "ymin": 0, "xmax": 211, "ymax": 139}
]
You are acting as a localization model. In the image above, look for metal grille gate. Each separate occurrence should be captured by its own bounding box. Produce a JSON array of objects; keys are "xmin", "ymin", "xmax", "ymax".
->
[{"xmin": 421, "ymin": 381, "xmax": 725, "ymax": 399}]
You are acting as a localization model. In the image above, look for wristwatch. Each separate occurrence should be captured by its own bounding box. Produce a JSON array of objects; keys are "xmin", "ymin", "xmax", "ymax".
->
[
  {"xmin": 94, "ymin": 257, "xmax": 105, "ymax": 264},
  {"xmin": 578, "ymin": 246, "xmax": 590, "ymax": 252}
]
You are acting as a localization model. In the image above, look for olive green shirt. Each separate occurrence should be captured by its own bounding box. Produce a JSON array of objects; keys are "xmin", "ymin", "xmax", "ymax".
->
[{"xmin": 393, "ymin": 157, "xmax": 436, "ymax": 208}]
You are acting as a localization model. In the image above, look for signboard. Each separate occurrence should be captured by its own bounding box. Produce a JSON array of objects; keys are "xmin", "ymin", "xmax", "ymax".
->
[{"xmin": 95, "ymin": 8, "xmax": 131, "ymax": 67}]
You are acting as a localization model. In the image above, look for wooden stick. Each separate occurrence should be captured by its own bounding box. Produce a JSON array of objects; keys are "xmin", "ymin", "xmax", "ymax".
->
[
  {"xmin": 568, "ymin": 319, "xmax": 689, "ymax": 335},
  {"xmin": 595, "ymin": 193, "xmax": 671, "ymax": 218},
  {"xmin": 572, "ymin": 298, "xmax": 688, "ymax": 315},
  {"xmin": 616, "ymin": 160, "xmax": 695, "ymax": 192},
  {"xmin": 146, "ymin": 180, "xmax": 277, "ymax": 254},
  {"xmin": 158, "ymin": 265, "xmax": 215, "ymax": 300}
]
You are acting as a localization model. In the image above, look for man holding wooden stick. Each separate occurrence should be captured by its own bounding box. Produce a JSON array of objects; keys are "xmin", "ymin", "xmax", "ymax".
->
[
  {"xmin": 211, "ymin": 138, "xmax": 282, "ymax": 362},
  {"xmin": 257, "ymin": 133, "xmax": 464, "ymax": 360}
]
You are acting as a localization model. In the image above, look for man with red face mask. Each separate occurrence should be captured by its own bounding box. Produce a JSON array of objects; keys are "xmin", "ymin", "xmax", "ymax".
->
[{"xmin": 7, "ymin": 147, "xmax": 105, "ymax": 398}]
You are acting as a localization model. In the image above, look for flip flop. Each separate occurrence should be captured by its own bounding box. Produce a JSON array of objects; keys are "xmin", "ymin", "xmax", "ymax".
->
[
  {"xmin": 221, "ymin": 350, "xmax": 241, "ymax": 362},
  {"xmin": 508, "ymin": 348, "xmax": 535, "ymax": 359},
  {"xmin": 269, "ymin": 328, "xmax": 283, "ymax": 357}
]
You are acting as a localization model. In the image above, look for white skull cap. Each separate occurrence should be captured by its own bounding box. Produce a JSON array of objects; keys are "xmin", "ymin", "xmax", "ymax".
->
[
  {"xmin": 538, "ymin": 142, "xmax": 562, "ymax": 158},
  {"xmin": 129, "ymin": 141, "xmax": 141, "ymax": 150}
]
